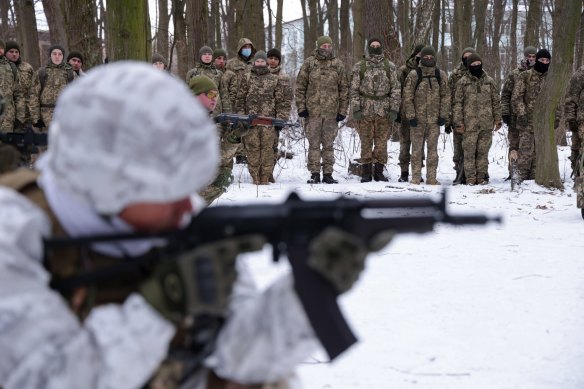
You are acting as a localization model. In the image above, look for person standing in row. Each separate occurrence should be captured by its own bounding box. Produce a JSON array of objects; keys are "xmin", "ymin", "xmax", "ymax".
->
[{"xmin": 296, "ymin": 36, "xmax": 349, "ymax": 184}]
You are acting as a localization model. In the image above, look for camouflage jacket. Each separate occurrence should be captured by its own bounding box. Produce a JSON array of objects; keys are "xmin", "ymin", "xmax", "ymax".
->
[
  {"xmin": 402, "ymin": 65, "xmax": 450, "ymax": 124},
  {"xmin": 31, "ymin": 62, "xmax": 76, "ymax": 123},
  {"xmin": 564, "ymin": 65, "xmax": 584, "ymax": 123},
  {"xmin": 501, "ymin": 66, "xmax": 527, "ymax": 117},
  {"xmin": 0, "ymin": 56, "xmax": 25, "ymax": 132},
  {"xmin": 15, "ymin": 60, "xmax": 36, "ymax": 125},
  {"xmin": 295, "ymin": 49, "xmax": 349, "ymax": 119},
  {"xmin": 225, "ymin": 56, "xmax": 252, "ymax": 114},
  {"xmin": 448, "ymin": 62, "xmax": 467, "ymax": 120},
  {"xmin": 350, "ymin": 54, "xmax": 401, "ymax": 118},
  {"xmin": 398, "ymin": 57, "xmax": 418, "ymax": 112},
  {"xmin": 186, "ymin": 62, "xmax": 230, "ymax": 112},
  {"xmin": 235, "ymin": 66, "xmax": 291, "ymax": 121},
  {"xmin": 452, "ymin": 71, "xmax": 502, "ymax": 131},
  {"xmin": 269, "ymin": 65, "xmax": 293, "ymax": 116},
  {"xmin": 511, "ymin": 69, "xmax": 547, "ymax": 125}
]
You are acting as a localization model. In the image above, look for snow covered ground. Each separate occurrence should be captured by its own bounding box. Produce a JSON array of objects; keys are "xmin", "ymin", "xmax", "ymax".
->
[{"xmin": 213, "ymin": 125, "xmax": 584, "ymax": 389}]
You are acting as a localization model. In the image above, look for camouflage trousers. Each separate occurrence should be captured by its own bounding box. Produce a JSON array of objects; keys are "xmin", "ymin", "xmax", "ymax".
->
[
  {"xmin": 306, "ymin": 117, "xmax": 338, "ymax": 175},
  {"xmin": 1, "ymin": 103, "xmax": 15, "ymax": 132},
  {"xmin": 243, "ymin": 125, "xmax": 276, "ymax": 183},
  {"xmin": 359, "ymin": 116, "xmax": 389, "ymax": 164},
  {"xmin": 199, "ymin": 137, "xmax": 240, "ymax": 204},
  {"xmin": 507, "ymin": 118, "xmax": 520, "ymax": 176},
  {"xmin": 272, "ymin": 127, "xmax": 280, "ymax": 175},
  {"xmin": 462, "ymin": 129, "xmax": 492, "ymax": 184},
  {"xmin": 453, "ymin": 132, "xmax": 463, "ymax": 168},
  {"xmin": 517, "ymin": 129, "xmax": 536, "ymax": 180},
  {"xmin": 411, "ymin": 123, "xmax": 440, "ymax": 181},
  {"xmin": 398, "ymin": 120, "xmax": 412, "ymax": 173},
  {"xmin": 570, "ymin": 123, "xmax": 584, "ymax": 172},
  {"xmin": 41, "ymin": 107, "xmax": 55, "ymax": 129}
]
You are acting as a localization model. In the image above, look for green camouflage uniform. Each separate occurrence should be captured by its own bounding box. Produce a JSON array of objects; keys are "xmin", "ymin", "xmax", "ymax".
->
[
  {"xmin": 453, "ymin": 71, "xmax": 501, "ymax": 184},
  {"xmin": 512, "ymin": 68, "xmax": 547, "ymax": 180},
  {"xmin": 268, "ymin": 64, "xmax": 292, "ymax": 178},
  {"xmin": 448, "ymin": 62, "xmax": 468, "ymax": 169},
  {"xmin": 350, "ymin": 54, "xmax": 401, "ymax": 165},
  {"xmin": 14, "ymin": 60, "xmax": 35, "ymax": 127},
  {"xmin": 501, "ymin": 65, "xmax": 528, "ymax": 152},
  {"xmin": 0, "ymin": 56, "xmax": 25, "ymax": 132},
  {"xmin": 236, "ymin": 66, "xmax": 291, "ymax": 184},
  {"xmin": 186, "ymin": 63, "xmax": 231, "ymax": 113},
  {"xmin": 403, "ymin": 65, "xmax": 450, "ymax": 183},
  {"xmin": 295, "ymin": 49, "xmax": 349, "ymax": 175},
  {"xmin": 31, "ymin": 62, "xmax": 76, "ymax": 129},
  {"xmin": 397, "ymin": 56, "xmax": 418, "ymax": 173},
  {"xmin": 564, "ymin": 65, "xmax": 584, "ymax": 170}
]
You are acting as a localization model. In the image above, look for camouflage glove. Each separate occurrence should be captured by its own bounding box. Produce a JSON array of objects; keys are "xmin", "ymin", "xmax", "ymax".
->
[
  {"xmin": 569, "ymin": 120, "xmax": 579, "ymax": 133},
  {"xmin": 387, "ymin": 110, "xmax": 399, "ymax": 123},
  {"xmin": 140, "ymin": 235, "xmax": 266, "ymax": 322},
  {"xmin": 516, "ymin": 115, "xmax": 528, "ymax": 126},
  {"xmin": 308, "ymin": 227, "xmax": 393, "ymax": 294},
  {"xmin": 353, "ymin": 110, "xmax": 363, "ymax": 121},
  {"xmin": 502, "ymin": 114, "xmax": 511, "ymax": 125},
  {"xmin": 298, "ymin": 110, "xmax": 309, "ymax": 118},
  {"xmin": 409, "ymin": 118, "xmax": 418, "ymax": 128}
]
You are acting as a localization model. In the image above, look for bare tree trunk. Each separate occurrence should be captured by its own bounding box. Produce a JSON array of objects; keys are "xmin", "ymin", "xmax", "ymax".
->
[
  {"xmin": 301, "ymin": 0, "xmax": 310, "ymax": 59},
  {"xmin": 42, "ymin": 0, "xmax": 67, "ymax": 48},
  {"xmin": 533, "ymin": 0, "xmax": 579, "ymax": 189},
  {"xmin": 186, "ymin": 0, "xmax": 208, "ymax": 67},
  {"xmin": 524, "ymin": 0, "xmax": 541, "ymax": 48},
  {"xmin": 412, "ymin": 0, "xmax": 436, "ymax": 46},
  {"xmin": 275, "ymin": 0, "xmax": 283, "ymax": 49},
  {"xmin": 339, "ymin": 0, "xmax": 351, "ymax": 68},
  {"xmin": 576, "ymin": 4, "xmax": 584, "ymax": 69},
  {"xmin": 510, "ymin": 0, "xmax": 518, "ymax": 67},
  {"xmin": 364, "ymin": 0, "xmax": 398, "ymax": 62},
  {"xmin": 14, "ymin": 0, "xmax": 41, "ymax": 68},
  {"xmin": 266, "ymin": 0, "xmax": 273, "ymax": 49},
  {"xmin": 63, "ymin": 0, "xmax": 101, "ymax": 69},
  {"xmin": 308, "ymin": 0, "xmax": 318, "ymax": 53},
  {"xmin": 156, "ymin": 0, "xmax": 170, "ymax": 58},
  {"xmin": 352, "ymin": 0, "xmax": 364, "ymax": 61},
  {"xmin": 397, "ymin": 0, "xmax": 410, "ymax": 54},
  {"xmin": 212, "ymin": 0, "xmax": 221, "ymax": 48},
  {"xmin": 473, "ymin": 0, "xmax": 487, "ymax": 55},
  {"xmin": 107, "ymin": 0, "xmax": 150, "ymax": 62},
  {"xmin": 491, "ymin": 0, "xmax": 505, "ymax": 87},
  {"xmin": 0, "ymin": 0, "xmax": 9, "ymax": 40},
  {"xmin": 440, "ymin": 0, "xmax": 447, "ymax": 70},
  {"xmin": 173, "ymin": 0, "xmax": 189, "ymax": 77},
  {"xmin": 326, "ymin": 0, "xmax": 339, "ymax": 49},
  {"xmin": 431, "ymin": 0, "xmax": 441, "ymax": 53}
]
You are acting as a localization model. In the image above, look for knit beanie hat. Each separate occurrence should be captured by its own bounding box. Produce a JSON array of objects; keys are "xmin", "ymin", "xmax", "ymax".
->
[
  {"xmin": 462, "ymin": 47, "xmax": 476, "ymax": 56},
  {"xmin": 420, "ymin": 46, "xmax": 436, "ymax": 57},
  {"xmin": 151, "ymin": 53, "xmax": 168, "ymax": 67},
  {"xmin": 48, "ymin": 44, "xmax": 65, "ymax": 57},
  {"xmin": 253, "ymin": 50, "xmax": 268, "ymax": 62},
  {"xmin": 266, "ymin": 48, "xmax": 281, "ymax": 61},
  {"xmin": 466, "ymin": 53, "xmax": 482, "ymax": 65},
  {"xmin": 188, "ymin": 75, "xmax": 218, "ymax": 95},
  {"xmin": 524, "ymin": 46, "xmax": 537, "ymax": 56},
  {"xmin": 5, "ymin": 41, "xmax": 20, "ymax": 52},
  {"xmin": 213, "ymin": 48, "xmax": 227, "ymax": 60},
  {"xmin": 316, "ymin": 36, "xmax": 333, "ymax": 47},
  {"xmin": 368, "ymin": 37, "xmax": 382, "ymax": 47},
  {"xmin": 67, "ymin": 51, "xmax": 83, "ymax": 63},
  {"xmin": 536, "ymin": 48, "xmax": 551, "ymax": 60},
  {"xmin": 199, "ymin": 46, "xmax": 213, "ymax": 56}
]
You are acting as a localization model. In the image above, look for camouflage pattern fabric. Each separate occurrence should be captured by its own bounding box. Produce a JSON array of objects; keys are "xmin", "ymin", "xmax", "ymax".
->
[
  {"xmin": 15, "ymin": 61, "xmax": 35, "ymax": 127},
  {"xmin": 269, "ymin": 65, "xmax": 293, "ymax": 177},
  {"xmin": 564, "ymin": 65, "xmax": 584, "ymax": 166},
  {"xmin": 0, "ymin": 57, "xmax": 25, "ymax": 132},
  {"xmin": 512, "ymin": 69, "xmax": 547, "ymax": 179},
  {"xmin": 448, "ymin": 63, "xmax": 468, "ymax": 167},
  {"xmin": 452, "ymin": 71, "xmax": 501, "ymax": 183},
  {"xmin": 305, "ymin": 117, "xmax": 339, "ymax": 175},
  {"xmin": 501, "ymin": 65, "xmax": 527, "ymax": 175},
  {"xmin": 397, "ymin": 57, "xmax": 418, "ymax": 173},
  {"xmin": 403, "ymin": 65, "xmax": 449, "ymax": 182},
  {"xmin": 186, "ymin": 63, "xmax": 231, "ymax": 113},
  {"xmin": 295, "ymin": 49, "xmax": 349, "ymax": 120},
  {"xmin": 350, "ymin": 54, "xmax": 400, "ymax": 166},
  {"xmin": 31, "ymin": 62, "xmax": 76, "ymax": 129},
  {"xmin": 235, "ymin": 67, "xmax": 291, "ymax": 183}
]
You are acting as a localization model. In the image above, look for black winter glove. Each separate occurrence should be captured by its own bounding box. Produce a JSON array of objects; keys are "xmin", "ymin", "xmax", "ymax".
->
[
  {"xmin": 444, "ymin": 125, "xmax": 452, "ymax": 134},
  {"xmin": 569, "ymin": 120, "xmax": 579, "ymax": 133},
  {"xmin": 274, "ymin": 126, "xmax": 283, "ymax": 132},
  {"xmin": 437, "ymin": 117, "xmax": 446, "ymax": 126},
  {"xmin": 395, "ymin": 112, "xmax": 401, "ymax": 124},
  {"xmin": 336, "ymin": 113, "xmax": 346, "ymax": 122},
  {"xmin": 409, "ymin": 118, "xmax": 418, "ymax": 128},
  {"xmin": 516, "ymin": 115, "xmax": 528, "ymax": 126},
  {"xmin": 298, "ymin": 110, "xmax": 309, "ymax": 118},
  {"xmin": 33, "ymin": 119, "xmax": 46, "ymax": 129},
  {"xmin": 502, "ymin": 115, "xmax": 511, "ymax": 125}
]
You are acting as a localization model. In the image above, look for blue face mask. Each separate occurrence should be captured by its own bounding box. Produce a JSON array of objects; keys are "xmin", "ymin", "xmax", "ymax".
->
[{"xmin": 241, "ymin": 48, "xmax": 252, "ymax": 58}]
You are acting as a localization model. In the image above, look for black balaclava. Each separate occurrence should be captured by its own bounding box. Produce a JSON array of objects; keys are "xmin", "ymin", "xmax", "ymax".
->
[{"xmin": 533, "ymin": 49, "xmax": 551, "ymax": 74}]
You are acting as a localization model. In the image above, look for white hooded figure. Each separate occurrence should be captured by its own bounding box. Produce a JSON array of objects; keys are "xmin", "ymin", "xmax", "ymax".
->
[{"xmin": 0, "ymin": 62, "xmax": 318, "ymax": 388}]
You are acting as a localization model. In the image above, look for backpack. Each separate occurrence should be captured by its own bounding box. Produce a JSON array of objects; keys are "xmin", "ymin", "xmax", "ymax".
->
[
  {"xmin": 359, "ymin": 58, "xmax": 394, "ymax": 82},
  {"xmin": 414, "ymin": 67, "xmax": 442, "ymax": 91},
  {"xmin": 38, "ymin": 66, "xmax": 75, "ymax": 93}
]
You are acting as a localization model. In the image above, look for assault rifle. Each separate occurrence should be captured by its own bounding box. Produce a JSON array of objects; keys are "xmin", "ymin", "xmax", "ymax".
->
[
  {"xmin": 214, "ymin": 113, "xmax": 300, "ymax": 129},
  {"xmin": 0, "ymin": 127, "xmax": 47, "ymax": 154},
  {"xmin": 44, "ymin": 190, "xmax": 501, "ymax": 361},
  {"xmin": 510, "ymin": 158, "xmax": 521, "ymax": 191}
]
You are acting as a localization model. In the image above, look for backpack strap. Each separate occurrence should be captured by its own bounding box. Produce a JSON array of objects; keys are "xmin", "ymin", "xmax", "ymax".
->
[
  {"xmin": 415, "ymin": 67, "xmax": 442, "ymax": 91},
  {"xmin": 8, "ymin": 61, "xmax": 18, "ymax": 81},
  {"xmin": 359, "ymin": 60, "xmax": 367, "ymax": 80},
  {"xmin": 39, "ymin": 66, "xmax": 47, "ymax": 93}
]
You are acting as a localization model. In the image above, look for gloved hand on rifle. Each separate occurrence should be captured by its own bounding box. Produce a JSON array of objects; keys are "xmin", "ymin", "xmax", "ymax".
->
[
  {"xmin": 224, "ymin": 122, "xmax": 250, "ymax": 144},
  {"xmin": 140, "ymin": 235, "xmax": 266, "ymax": 322},
  {"xmin": 307, "ymin": 227, "xmax": 393, "ymax": 294}
]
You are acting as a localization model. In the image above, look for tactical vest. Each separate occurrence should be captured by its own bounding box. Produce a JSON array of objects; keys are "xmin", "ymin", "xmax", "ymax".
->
[{"xmin": 0, "ymin": 169, "xmax": 147, "ymax": 318}]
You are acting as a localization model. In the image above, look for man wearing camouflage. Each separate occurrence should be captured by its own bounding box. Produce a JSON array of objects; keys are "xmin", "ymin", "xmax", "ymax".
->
[
  {"xmin": 186, "ymin": 46, "xmax": 230, "ymax": 113},
  {"xmin": 501, "ymin": 46, "xmax": 537, "ymax": 178},
  {"xmin": 397, "ymin": 44, "xmax": 424, "ymax": 182},
  {"xmin": 452, "ymin": 53, "xmax": 502, "ymax": 185},
  {"xmin": 564, "ymin": 65, "xmax": 584, "ymax": 176},
  {"xmin": 350, "ymin": 37, "xmax": 401, "ymax": 182},
  {"xmin": 236, "ymin": 51, "xmax": 291, "ymax": 185},
  {"xmin": 0, "ymin": 40, "xmax": 25, "ymax": 133},
  {"xmin": 447, "ymin": 47, "xmax": 476, "ymax": 183},
  {"xmin": 67, "ymin": 51, "xmax": 85, "ymax": 77},
  {"xmin": 4, "ymin": 41, "xmax": 33, "ymax": 129},
  {"xmin": 403, "ymin": 46, "xmax": 450, "ymax": 185},
  {"xmin": 31, "ymin": 45, "xmax": 75, "ymax": 130},
  {"xmin": 213, "ymin": 48, "xmax": 227, "ymax": 71},
  {"xmin": 296, "ymin": 36, "xmax": 349, "ymax": 184},
  {"xmin": 512, "ymin": 48, "xmax": 551, "ymax": 180}
]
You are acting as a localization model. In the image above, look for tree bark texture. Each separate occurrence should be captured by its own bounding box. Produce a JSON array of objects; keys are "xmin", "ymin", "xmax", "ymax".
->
[
  {"xmin": 14, "ymin": 0, "xmax": 41, "ymax": 69},
  {"xmin": 106, "ymin": 0, "xmax": 150, "ymax": 62},
  {"xmin": 156, "ymin": 0, "xmax": 170, "ymax": 59}
]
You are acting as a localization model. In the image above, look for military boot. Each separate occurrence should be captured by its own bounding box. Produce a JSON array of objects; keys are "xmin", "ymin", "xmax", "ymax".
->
[
  {"xmin": 361, "ymin": 164, "xmax": 372, "ymax": 183},
  {"xmin": 373, "ymin": 163, "xmax": 389, "ymax": 182},
  {"xmin": 322, "ymin": 173, "xmax": 338, "ymax": 184},
  {"xmin": 398, "ymin": 171, "xmax": 409, "ymax": 182},
  {"xmin": 307, "ymin": 172, "xmax": 320, "ymax": 184}
]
